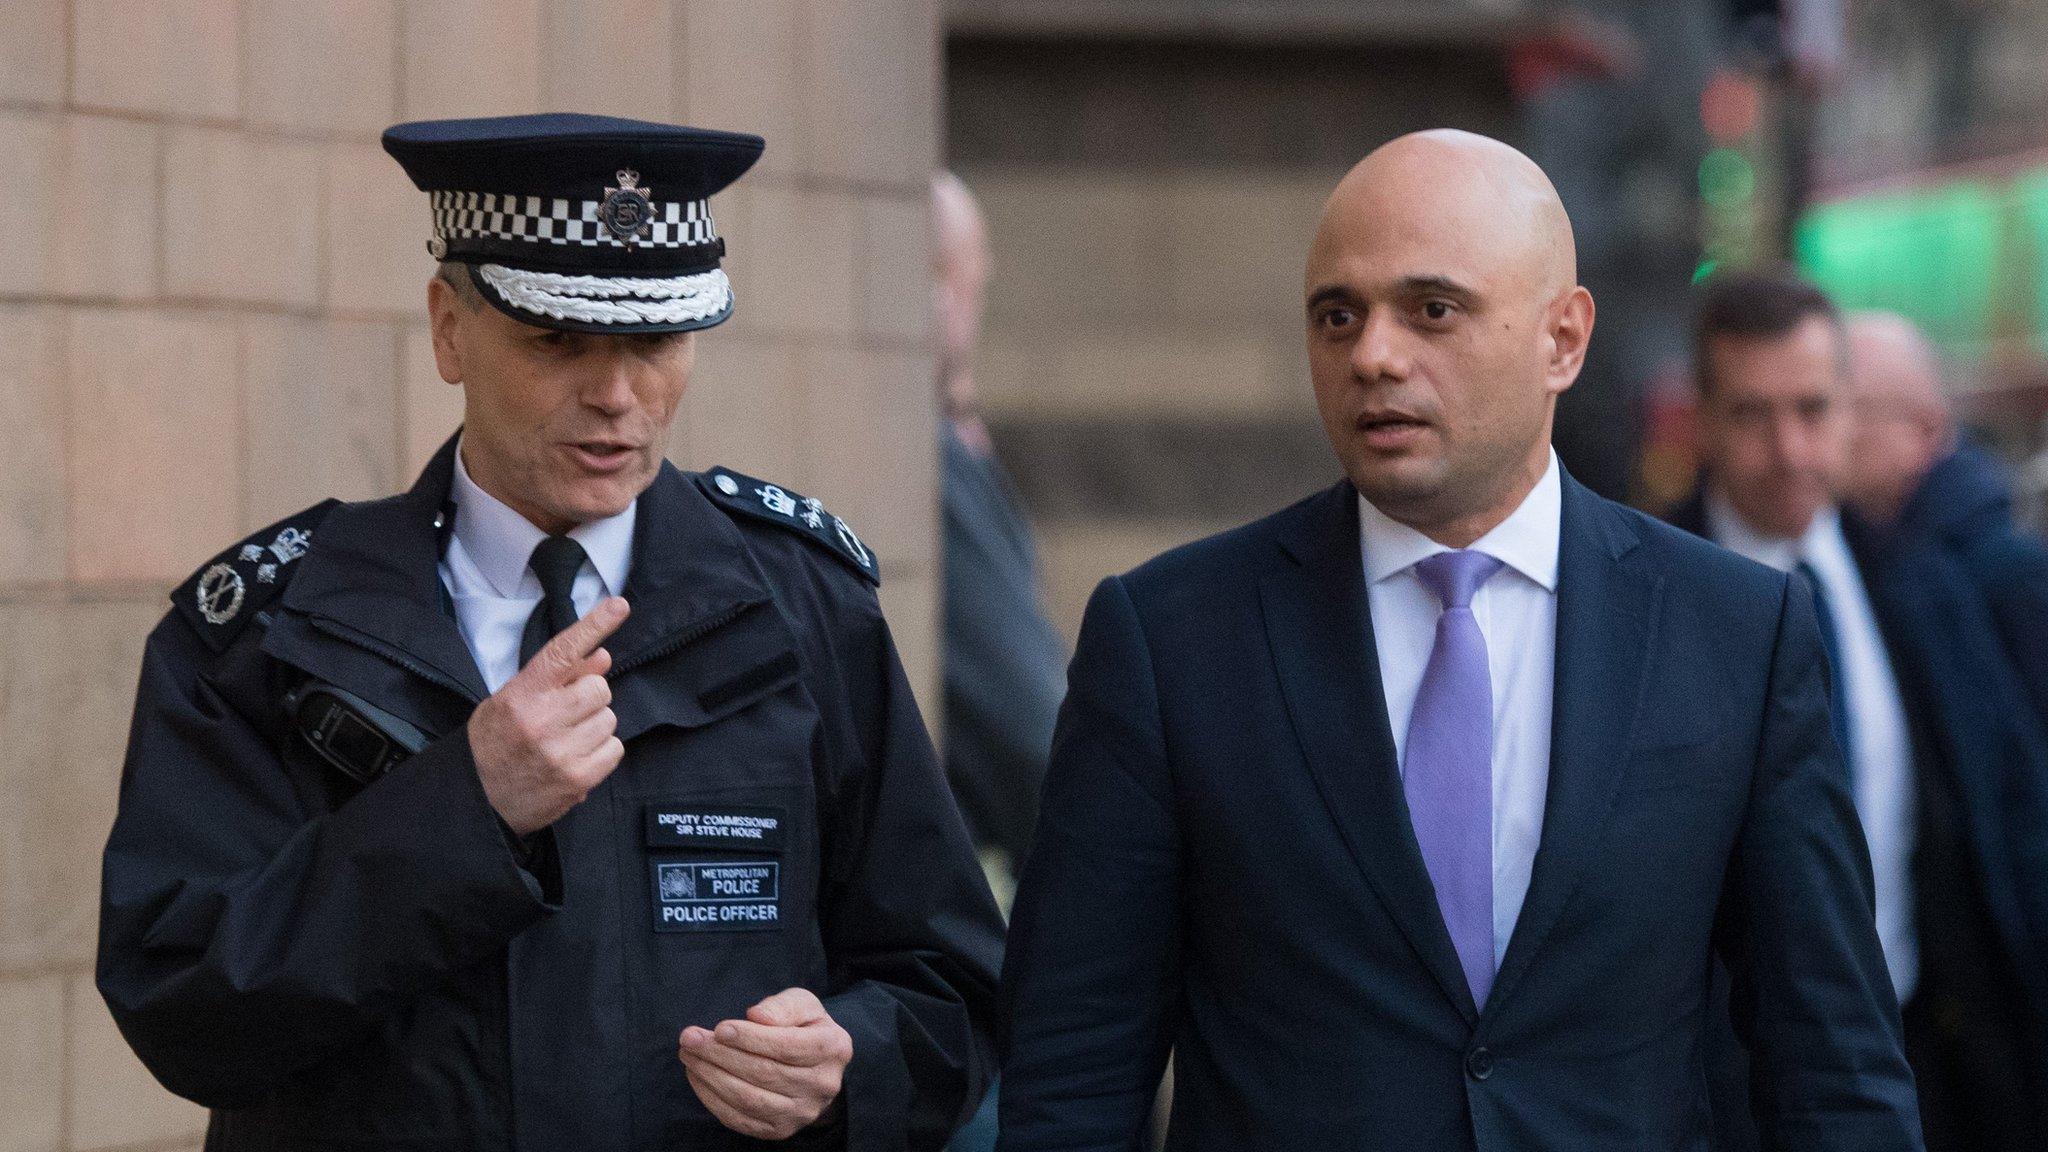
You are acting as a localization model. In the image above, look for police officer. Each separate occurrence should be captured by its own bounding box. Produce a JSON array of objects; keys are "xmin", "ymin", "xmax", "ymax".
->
[{"xmin": 96, "ymin": 113, "xmax": 1004, "ymax": 1151}]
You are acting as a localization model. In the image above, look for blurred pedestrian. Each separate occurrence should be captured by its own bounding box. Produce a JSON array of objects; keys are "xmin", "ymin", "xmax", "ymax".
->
[
  {"xmin": 1000, "ymin": 132, "xmax": 1918, "ymax": 1151},
  {"xmin": 933, "ymin": 171, "xmax": 1068, "ymax": 1152},
  {"xmin": 2022, "ymin": 420, "xmax": 2048, "ymax": 537},
  {"xmin": 933, "ymin": 172, "xmax": 1066, "ymax": 885},
  {"xmin": 1669, "ymin": 272, "xmax": 2048, "ymax": 1152},
  {"xmin": 1843, "ymin": 312, "xmax": 2048, "ymax": 731}
]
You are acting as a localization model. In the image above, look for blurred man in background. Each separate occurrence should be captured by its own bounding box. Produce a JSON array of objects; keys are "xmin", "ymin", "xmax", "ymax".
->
[
  {"xmin": 1842, "ymin": 312, "xmax": 2048, "ymax": 730},
  {"xmin": 2023, "ymin": 425, "xmax": 2048, "ymax": 538},
  {"xmin": 934, "ymin": 171, "xmax": 1069, "ymax": 1152},
  {"xmin": 1670, "ymin": 271, "xmax": 2048, "ymax": 1151},
  {"xmin": 933, "ymin": 171, "xmax": 1067, "ymax": 890}
]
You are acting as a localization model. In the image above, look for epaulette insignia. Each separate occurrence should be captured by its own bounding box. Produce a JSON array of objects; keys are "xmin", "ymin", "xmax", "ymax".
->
[
  {"xmin": 694, "ymin": 468, "xmax": 880, "ymax": 586},
  {"xmin": 172, "ymin": 500, "xmax": 342, "ymax": 652}
]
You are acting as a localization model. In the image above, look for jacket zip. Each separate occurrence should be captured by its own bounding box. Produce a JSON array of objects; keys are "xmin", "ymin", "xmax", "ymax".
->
[
  {"xmin": 303, "ymin": 615, "xmax": 482, "ymax": 704},
  {"xmin": 305, "ymin": 597, "xmax": 767, "ymax": 699},
  {"xmin": 606, "ymin": 598, "xmax": 763, "ymax": 679}
]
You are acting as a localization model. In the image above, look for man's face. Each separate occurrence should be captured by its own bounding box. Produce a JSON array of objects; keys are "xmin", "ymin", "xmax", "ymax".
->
[
  {"xmin": 1844, "ymin": 396, "xmax": 1933, "ymax": 524},
  {"xmin": 1841, "ymin": 318, "xmax": 1950, "ymax": 525},
  {"xmin": 1304, "ymin": 166, "xmax": 1589, "ymax": 538},
  {"xmin": 429, "ymin": 276, "xmax": 695, "ymax": 534},
  {"xmin": 931, "ymin": 178, "xmax": 991, "ymax": 420},
  {"xmin": 1696, "ymin": 316, "xmax": 1847, "ymax": 539}
]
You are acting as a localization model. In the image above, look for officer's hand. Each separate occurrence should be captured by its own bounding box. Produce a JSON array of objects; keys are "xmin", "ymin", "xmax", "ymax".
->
[
  {"xmin": 679, "ymin": 987, "xmax": 854, "ymax": 1141},
  {"xmin": 467, "ymin": 596, "xmax": 629, "ymax": 836}
]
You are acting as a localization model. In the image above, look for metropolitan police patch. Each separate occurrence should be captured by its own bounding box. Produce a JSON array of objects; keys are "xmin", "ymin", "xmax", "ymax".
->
[{"xmin": 651, "ymin": 860, "xmax": 781, "ymax": 933}]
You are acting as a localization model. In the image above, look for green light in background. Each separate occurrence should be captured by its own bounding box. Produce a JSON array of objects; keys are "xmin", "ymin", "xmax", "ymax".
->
[
  {"xmin": 1699, "ymin": 149, "xmax": 1757, "ymax": 208},
  {"xmin": 1693, "ymin": 259, "xmax": 1721, "ymax": 284},
  {"xmin": 1794, "ymin": 181, "xmax": 2002, "ymax": 351}
]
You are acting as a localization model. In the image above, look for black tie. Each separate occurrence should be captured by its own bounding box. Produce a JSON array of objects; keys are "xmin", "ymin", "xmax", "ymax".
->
[
  {"xmin": 520, "ymin": 535, "xmax": 589, "ymax": 666},
  {"xmin": 1795, "ymin": 560, "xmax": 1854, "ymax": 766}
]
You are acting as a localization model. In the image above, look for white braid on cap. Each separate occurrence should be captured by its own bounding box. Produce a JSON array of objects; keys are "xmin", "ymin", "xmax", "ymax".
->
[{"xmin": 476, "ymin": 264, "xmax": 731, "ymax": 326}]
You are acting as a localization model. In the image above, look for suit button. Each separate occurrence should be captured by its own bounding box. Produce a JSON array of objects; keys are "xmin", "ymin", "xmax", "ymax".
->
[{"xmin": 1466, "ymin": 1047, "xmax": 1494, "ymax": 1081}]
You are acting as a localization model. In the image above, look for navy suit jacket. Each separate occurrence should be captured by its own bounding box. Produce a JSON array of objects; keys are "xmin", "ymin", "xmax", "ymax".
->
[
  {"xmin": 998, "ymin": 472, "xmax": 1921, "ymax": 1152},
  {"xmin": 1673, "ymin": 470, "xmax": 2048, "ymax": 1146}
]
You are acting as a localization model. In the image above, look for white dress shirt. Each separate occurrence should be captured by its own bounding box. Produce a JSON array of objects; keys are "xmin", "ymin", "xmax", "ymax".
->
[
  {"xmin": 1360, "ymin": 451, "xmax": 1561, "ymax": 967},
  {"xmin": 439, "ymin": 439, "xmax": 637, "ymax": 694},
  {"xmin": 1706, "ymin": 494, "xmax": 1919, "ymax": 1001}
]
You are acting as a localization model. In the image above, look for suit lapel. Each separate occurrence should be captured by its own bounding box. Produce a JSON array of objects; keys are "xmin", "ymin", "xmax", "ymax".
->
[
  {"xmin": 1486, "ymin": 473, "xmax": 1663, "ymax": 1015},
  {"xmin": 1261, "ymin": 483, "xmax": 1481, "ymax": 1023}
]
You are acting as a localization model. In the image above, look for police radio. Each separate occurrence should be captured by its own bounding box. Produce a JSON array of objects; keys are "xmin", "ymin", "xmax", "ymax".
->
[{"xmin": 283, "ymin": 680, "xmax": 430, "ymax": 784}]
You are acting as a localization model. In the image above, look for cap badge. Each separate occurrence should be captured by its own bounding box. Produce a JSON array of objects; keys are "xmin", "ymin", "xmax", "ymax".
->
[{"xmin": 601, "ymin": 169, "xmax": 655, "ymax": 246}]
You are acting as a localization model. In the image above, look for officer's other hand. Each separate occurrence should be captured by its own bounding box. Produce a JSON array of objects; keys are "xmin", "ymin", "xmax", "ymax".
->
[
  {"xmin": 467, "ymin": 596, "xmax": 630, "ymax": 836},
  {"xmin": 679, "ymin": 987, "xmax": 854, "ymax": 1141}
]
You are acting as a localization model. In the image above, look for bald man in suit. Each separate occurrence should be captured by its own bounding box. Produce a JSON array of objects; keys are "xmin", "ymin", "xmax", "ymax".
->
[{"xmin": 996, "ymin": 132, "xmax": 1921, "ymax": 1152}]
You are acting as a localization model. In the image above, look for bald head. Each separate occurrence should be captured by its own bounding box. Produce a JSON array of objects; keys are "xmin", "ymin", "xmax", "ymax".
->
[
  {"xmin": 931, "ymin": 171, "xmax": 988, "ymax": 284},
  {"xmin": 1314, "ymin": 130, "xmax": 1579, "ymax": 305},
  {"xmin": 1303, "ymin": 130, "xmax": 1593, "ymax": 546},
  {"xmin": 931, "ymin": 171, "xmax": 990, "ymax": 414},
  {"xmin": 1846, "ymin": 311, "xmax": 1947, "ymax": 417},
  {"xmin": 1842, "ymin": 311, "xmax": 1954, "ymax": 523}
]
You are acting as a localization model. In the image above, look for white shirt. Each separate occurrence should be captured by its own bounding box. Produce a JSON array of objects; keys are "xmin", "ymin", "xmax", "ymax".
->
[
  {"xmin": 1360, "ymin": 451, "xmax": 1561, "ymax": 967},
  {"xmin": 1706, "ymin": 493, "xmax": 1919, "ymax": 1001},
  {"xmin": 439, "ymin": 440, "xmax": 637, "ymax": 693}
]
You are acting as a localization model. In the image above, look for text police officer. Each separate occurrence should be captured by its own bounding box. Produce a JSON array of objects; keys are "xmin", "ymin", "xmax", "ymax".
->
[{"xmin": 96, "ymin": 114, "xmax": 1005, "ymax": 1150}]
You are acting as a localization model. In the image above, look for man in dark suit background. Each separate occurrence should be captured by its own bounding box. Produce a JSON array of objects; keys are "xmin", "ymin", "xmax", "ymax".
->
[
  {"xmin": 933, "ymin": 170, "xmax": 1071, "ymax": 1152},
  {"xmin": 997, "ymin": 130, "xmax": 1920, "ymax": 1151},
  {"xmin": 932, "ymin": 171, "xmax": 1067, "ymax": 884},
  {"xmin": 1841, "ymin": 312, "xmax": 2048, "ymax": 736},
  {"xmin": 1669, "ymin": 278, "xmax": 2048, "ymax": 1150},
  {"xmin": 1839, "ymin": 314, "xmax": 2048, "ymax": 1148}
]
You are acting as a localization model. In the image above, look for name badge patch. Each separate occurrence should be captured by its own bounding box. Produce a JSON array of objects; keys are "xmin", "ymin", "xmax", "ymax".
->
[
  {"xmin": 652, "ymin": 861, "xmax": 781, "ymax": 932},
  {"xmin": 644, "ymin": 803, "xmax": 786, "ymax": 853}
]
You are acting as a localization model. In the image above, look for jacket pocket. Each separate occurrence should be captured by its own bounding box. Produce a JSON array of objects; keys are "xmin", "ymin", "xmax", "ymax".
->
[{"xmin": 614, "ymin": 782, "xmax": 827, "ymax": 1143}]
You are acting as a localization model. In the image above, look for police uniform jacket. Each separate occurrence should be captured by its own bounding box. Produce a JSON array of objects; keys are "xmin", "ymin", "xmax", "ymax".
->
[{"xmin": 97, "ymin": 436, "xmax": 1004, "ymax": 1151}]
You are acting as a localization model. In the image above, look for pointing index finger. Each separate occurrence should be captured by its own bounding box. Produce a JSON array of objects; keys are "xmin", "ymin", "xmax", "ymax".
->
[{"xmin": 529, "ymin": 596, "xmax": 630, "ymax": 678}]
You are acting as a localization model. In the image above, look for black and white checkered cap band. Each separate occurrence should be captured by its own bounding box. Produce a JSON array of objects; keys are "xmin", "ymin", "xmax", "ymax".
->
[{"xmin": 430, "ymin": 190, "xmax": 716, "ymax": 249}]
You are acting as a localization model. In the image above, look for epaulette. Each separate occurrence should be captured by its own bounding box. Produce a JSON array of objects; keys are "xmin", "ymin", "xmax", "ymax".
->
[
  {"xmin": 171, "ymin": 500, "xmax": 343, "ymax": 653},
  {"xmin": 694, "ymin": 467, "xmax": 880, "ymax": 586}
]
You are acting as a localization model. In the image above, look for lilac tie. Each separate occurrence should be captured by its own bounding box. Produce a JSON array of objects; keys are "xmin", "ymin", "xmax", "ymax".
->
[{"xmin": 1405, "ymin": 549, "xmax": 1505, "ymax": 1007}]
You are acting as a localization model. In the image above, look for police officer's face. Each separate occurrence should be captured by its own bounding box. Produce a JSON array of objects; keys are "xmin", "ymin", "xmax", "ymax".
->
[
  {"xmin": 430, "ymin": 276, "xmax": 694, "ymax": 534},
  {"xmin": 1304, "ymin": 133, "xmax": 1592, "ymax": 545}
]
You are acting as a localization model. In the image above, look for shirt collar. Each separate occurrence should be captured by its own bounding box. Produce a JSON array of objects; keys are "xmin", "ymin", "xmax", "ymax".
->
[
  {"xmin": 450, "ymin": 436, "xmax": 637, "ymax": 598},
  {"xmin": 1357, "ymin": 449, "xmax": 1562, "ymax": 592},
  {"xmin": 1703, "ymin": 488, "xmax": 1842, "ymax": 576}
]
